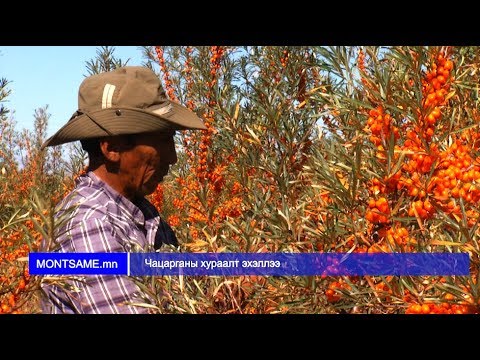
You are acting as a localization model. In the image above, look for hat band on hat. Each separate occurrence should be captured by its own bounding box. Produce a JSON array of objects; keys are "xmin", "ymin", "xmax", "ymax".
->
[{"xmin": 102, "ymin": 84, "xmax": 116, "ymax": 109}]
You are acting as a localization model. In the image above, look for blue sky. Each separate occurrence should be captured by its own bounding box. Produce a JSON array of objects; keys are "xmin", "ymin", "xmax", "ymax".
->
[{"xmin": 0, "ymin": 46, "xmax": 146, "ymax": 137}]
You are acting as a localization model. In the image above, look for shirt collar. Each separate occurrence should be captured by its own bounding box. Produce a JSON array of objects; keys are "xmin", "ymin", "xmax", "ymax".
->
[{"xmin": 80, "ymin": 171, "xmax": 147, "ymax": 226}]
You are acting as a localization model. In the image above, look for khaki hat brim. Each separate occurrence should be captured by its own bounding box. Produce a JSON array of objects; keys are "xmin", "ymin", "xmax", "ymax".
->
[{"xmin": 41, "ymin": 101, "xmax": 207, "ymax": 148}]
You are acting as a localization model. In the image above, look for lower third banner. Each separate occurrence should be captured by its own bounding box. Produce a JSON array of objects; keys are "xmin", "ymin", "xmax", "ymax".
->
[{"xmin": 26, "ymin": 252, "xmax": 469, "ymax": 276}]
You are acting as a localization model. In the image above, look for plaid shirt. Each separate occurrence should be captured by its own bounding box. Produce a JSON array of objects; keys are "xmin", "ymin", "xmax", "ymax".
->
[{"xmin": 40, "ymin": 172, "xmax": 177, "ymax": 314}]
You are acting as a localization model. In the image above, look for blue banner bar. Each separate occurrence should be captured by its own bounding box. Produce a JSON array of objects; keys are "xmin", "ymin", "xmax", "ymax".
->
[
  {"xmin": 132, "ymin": 253, "xmax": 469, "ymax": 276},
  {"xmin": 29, "ymin": 252, "xmax": 469, "ymax": 276},
  {"xmin": 29, "ymin": 253, "xmax": 128, "ymax": 275}
]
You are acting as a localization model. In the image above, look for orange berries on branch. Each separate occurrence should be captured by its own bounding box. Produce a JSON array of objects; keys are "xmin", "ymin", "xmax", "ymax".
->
[
  {"xmin": 155, "ymin": 46, "xmax": 178, "ymax": 102},
  {"xmin": 362, "ymin": 50, "xmax": 456, "ymax": 231},
  {"xmin": 406, "ymin": 301, "xmax": 478, "ymax": 314},
  {"xmin": 325, "ymin": 280, "xmax": 351, "ymax": 303},
  {"xmin": 150, "ymin": 184, "xmax": 164, "ymax": 212},
  {"xmin": 418, "ymin": 50, "xmax": 453, "ymax": 143},
  {"xmin": 365, "ymin": 107, "xmax": 399, "ymax": 145},
  {"xmin": 365, "ymin": 196, "xmax": 390, "ymax": 224},
  {"xmin": 357, "ymin": 48, "xmax": 370, "ymax": 88}
]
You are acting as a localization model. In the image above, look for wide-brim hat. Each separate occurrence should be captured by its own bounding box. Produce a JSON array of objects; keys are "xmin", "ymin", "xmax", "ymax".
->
[{"xmin": 41, "ymin": 66, "xmax": 207, "ymax": 149}]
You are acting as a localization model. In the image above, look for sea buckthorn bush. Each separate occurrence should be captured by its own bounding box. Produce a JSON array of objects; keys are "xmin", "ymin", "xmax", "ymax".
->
[{"xmin": 2, "ymin": 46, "xmax": 480, "ymax": 314}]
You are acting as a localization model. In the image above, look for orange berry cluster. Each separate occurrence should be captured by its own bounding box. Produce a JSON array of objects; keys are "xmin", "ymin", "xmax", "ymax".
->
[
  {"xmin": 399, "ymin": 53, "xmax": 452, "ymax": 177},
  {"xmin": 385, "ymin": 226, "xmax": 413, "ymax": 246},
  {"xmin": 325, "ymin": 280, "xmax": 351, "ymax": 303},
  {"xmin": 167, "ymin": 214, "xmax": 180, "ymax": 227},
  {"xmin": 414, "ymin": 54, "xmax": 452, "ymax": 143},
  {"xmin": 149, "ymin": 183, "xmax": 164, "ymax": 212},
  {"xmin": 403, "ymin": 280, "xmax": 480, "ymax": 314},
  {"xmin": 184, "ymin": 46, "xmax": 195, "ymax": 111},
  {"xmin": 357, "ymin": 49, "xmax": 365, "ymax": 73},
  {"xmin": 0, "ymin": 263, "xmax": 30, "ymax": 314},
  {"xmin": 364, "ymin": 106, "xmax": 400, "ymax": 228},
  {"xmin": 155, "ymin": 46, "xmax": 178, "ymax": 102},
  {"xmin": 365, "ymin": 196, "xmax": 390, "ymax": 224},
  {"xmin": 366, "ymin": 225, "xmax": 416, "ymax": 252},
  {"xmin": 365, "ymin": 107, "xmax": 400, "ymax": 149},
  {"xmin": 358, "ymin": 50, "xmax": 457, "ymax": 257},
  {"xmin": 406, "ymin": 302, "xmax": 476, "ymax": 314},
  {"xmin": 208, "ymin": 46, "xmax": 225, "ymax": 92},
  {"xmin": 357, "ymin": 49, "xmax": 370, "ymax": 88},
  {"xmin": 434, "ymin": 139, "xmax": 480, "ymax": 205},
  {"xmin": 181, "ymin": 47, "xmax": 198, "ymax": 165},
  {"xmin": 364, "ymin": 52, "xmax": 454, "ymax": 231},
  {"xmin": 197, "ymin": 46, "xmax": 225, "ymax": 180}
]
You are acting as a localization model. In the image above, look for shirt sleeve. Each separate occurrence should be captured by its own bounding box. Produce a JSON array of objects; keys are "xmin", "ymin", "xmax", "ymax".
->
[{"xmin": 41, "ymin": 218, "xmax": 151, "ymax": 314}]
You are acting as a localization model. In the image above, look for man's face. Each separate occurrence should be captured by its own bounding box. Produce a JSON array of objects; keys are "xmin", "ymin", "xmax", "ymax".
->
[{"xmin": 118, "ymin": 131, "xmax": 177, "ymax": 198}]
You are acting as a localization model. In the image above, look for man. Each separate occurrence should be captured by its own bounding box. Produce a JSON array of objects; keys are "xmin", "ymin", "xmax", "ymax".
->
[{"xmin": 40, "ymin": 66, "xmax": 206, "ymax": 314}]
